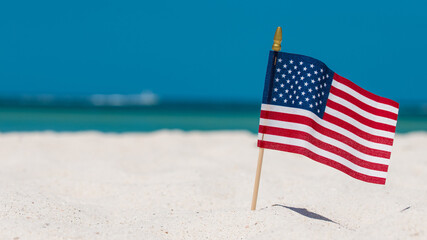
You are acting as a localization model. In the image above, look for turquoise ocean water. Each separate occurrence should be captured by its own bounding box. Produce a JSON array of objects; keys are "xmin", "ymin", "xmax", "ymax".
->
[{"xmin": 1, "ymin": 100, "xmax": 426, "ymax": 133}]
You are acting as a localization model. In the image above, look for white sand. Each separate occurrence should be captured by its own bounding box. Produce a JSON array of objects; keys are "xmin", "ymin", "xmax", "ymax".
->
[{"xmin": 0, "ymin": 131, "xmax": 426, "ymax": 239}]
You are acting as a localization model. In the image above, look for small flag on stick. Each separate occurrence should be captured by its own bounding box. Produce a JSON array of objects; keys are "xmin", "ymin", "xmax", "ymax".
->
[{"xmin": 251, "ymin": 27, "xmax": 399, "ymax": 210}]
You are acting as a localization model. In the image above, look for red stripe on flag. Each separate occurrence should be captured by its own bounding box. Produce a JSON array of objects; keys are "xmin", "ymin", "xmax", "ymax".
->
[
  {"xmin": 333, "ymin": 74, "xmax": 399, "ymax": 109},
  {"xmin": 322, "ymin": 112, "xmax": 394, "ymax": 145},
  {"xmin": 257, "ymin": 140, "xmax": 386, "ymax": 184},
  {"xmin": 327, "ymin": 100, "xmax": 396, "ymax": 132},
  {"xmin": 258, "ymin": 125, "xmax": 389, "ymax": 171},
  {"xmin": 260, "ymin": 110, "xmax": 394, "ymax": 148},
  {"xmin": 330, "ymin": 86, "xmax": 398, "ymax": 120}
]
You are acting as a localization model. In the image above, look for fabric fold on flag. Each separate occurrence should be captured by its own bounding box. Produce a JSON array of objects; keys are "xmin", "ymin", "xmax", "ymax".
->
[{"xmin": 258, "ymin": 51, "xmax": 399, "ymax": 185}]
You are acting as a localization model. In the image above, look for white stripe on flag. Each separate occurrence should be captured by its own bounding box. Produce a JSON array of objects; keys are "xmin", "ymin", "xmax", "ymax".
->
[
  {"xmin": 328, "ymin": 93, "xmax": 397, "ymax": 126},
  {"xmin": 259, "ymin": 118, "xmax": 389, "ymax": 165},
  {"xmin": 261, "ymin": 134, "xmax": 388, "ymax": 178},
  {"xmin": 331, "ymin": 80, "xmax": 399, "ymax": 114},
  {"xmin": 324, "ymin": 107, "xmax": 395, "ymax": 139},
  {"xmin": 260, "ymin": 104, "xmax": 393, "ymax": 151}
]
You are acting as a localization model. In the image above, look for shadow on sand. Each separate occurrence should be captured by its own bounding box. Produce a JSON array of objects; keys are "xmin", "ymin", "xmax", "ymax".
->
[{"xmin": 272, "ymin": 204, "xmax": 338, "ymax": 224}]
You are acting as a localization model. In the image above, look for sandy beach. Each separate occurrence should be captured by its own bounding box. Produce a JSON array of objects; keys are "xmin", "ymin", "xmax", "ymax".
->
[{"xmin": 0, "ymin": 131, "xmax": 426, "ymax": 239}]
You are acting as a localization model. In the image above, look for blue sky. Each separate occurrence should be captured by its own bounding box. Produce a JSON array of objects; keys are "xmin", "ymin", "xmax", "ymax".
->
[{"xmin": 0, "ymin": 0, "xmax": 426, "ymax": 102}]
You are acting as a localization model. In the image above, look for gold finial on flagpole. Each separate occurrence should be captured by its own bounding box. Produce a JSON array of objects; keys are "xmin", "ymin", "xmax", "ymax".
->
[{"xmin": 272, "ymin": 26, "xmax": 282, "ymax": 51}]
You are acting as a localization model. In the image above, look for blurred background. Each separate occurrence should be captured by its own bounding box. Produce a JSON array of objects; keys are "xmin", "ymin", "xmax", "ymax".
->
[{"xmin": 1, "ymin": 0, "xmax": 426, "ymax": 133}]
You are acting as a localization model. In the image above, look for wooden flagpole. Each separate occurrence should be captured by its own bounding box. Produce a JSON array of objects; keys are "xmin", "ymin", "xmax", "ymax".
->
[{"xmin": 251, "ymin": 26, "xmax": 282, "ymax": 211}]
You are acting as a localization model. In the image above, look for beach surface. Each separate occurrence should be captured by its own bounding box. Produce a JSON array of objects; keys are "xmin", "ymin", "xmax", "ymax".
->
[{"xmin": 0, "ymin": 131, "xmax": 426, "ymax": 239}]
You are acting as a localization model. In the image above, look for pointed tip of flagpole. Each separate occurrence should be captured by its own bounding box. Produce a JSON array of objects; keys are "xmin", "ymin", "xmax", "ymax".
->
[{"xmin": 272, "ymin": 26, "xmax": 282, "ymax": 52}]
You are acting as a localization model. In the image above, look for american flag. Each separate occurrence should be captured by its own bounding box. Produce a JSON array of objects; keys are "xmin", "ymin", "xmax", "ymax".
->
[{"xmin": 258, "ymin": 51, "xmax": 399, "ymax": 184}]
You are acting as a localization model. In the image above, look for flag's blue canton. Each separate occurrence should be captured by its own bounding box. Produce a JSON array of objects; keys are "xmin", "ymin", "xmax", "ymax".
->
[{"xmin": 262, "ymin": 51, "xmax": 334, "ymax": 118}]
